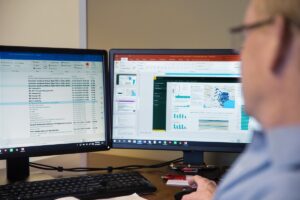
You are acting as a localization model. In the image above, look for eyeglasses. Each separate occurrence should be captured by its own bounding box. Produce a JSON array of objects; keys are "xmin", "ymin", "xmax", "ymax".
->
[
  {"xmin": 230, "ymin": 18, "xmax": 274, "ymax": 53},
  {"xmin": 230, "ymin": 17, "xmax": 300, "ymax": 53}
]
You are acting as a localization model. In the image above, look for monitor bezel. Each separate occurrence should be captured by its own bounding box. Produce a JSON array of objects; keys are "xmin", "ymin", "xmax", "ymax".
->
[
  {"xmin": 0, "ymin": 45, "xmax": 111, "ymax": 159},
  {"xmin": 110, "ymin": 49, "xmax": 246, "ymax": 153}
]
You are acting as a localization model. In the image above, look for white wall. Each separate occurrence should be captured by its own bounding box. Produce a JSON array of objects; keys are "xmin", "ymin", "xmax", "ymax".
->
[{"xmin": 0, "ymin": 0, "xmax": 86, "ymax": 168}]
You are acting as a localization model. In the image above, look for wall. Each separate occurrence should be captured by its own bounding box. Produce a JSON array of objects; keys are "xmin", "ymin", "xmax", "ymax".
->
[
  {"xmin": 87, "ymin": 0, "xmax": 248, "ymax": 165},
  {"xmin": 0, "ymin": 0, "xmax": 86, "ymax": 168},
  {"xmin": 0, "ymin": 0, "xmax": 83, "ymax": 48},
  {"xmin": 88, "ymin": 0, "xmax": 247, "ymax": 50}
]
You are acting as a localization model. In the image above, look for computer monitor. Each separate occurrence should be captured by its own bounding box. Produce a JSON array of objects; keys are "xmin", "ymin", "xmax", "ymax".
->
[
  {"xmin": 0, "ymin": 46, "xmax": 110, "ymax": 181},
  {"xmin": 110, "ymin": 49, "xmax": 255, "ymax": 165}
]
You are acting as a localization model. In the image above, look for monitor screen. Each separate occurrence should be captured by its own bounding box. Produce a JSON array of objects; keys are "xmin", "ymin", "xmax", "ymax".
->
[
  {"xmin": 110, "ymin": 49, "xmax": 256, "ymax": 156},
  {"xmin": 0, "ymin": 46, "xmax": 110, "ymax": 160}
]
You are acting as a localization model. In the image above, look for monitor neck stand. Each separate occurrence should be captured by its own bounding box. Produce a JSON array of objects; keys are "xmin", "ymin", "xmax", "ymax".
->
[
  {"xmin": 6, "ymin": 157, "xmax": 30, "ymax": 182},
  {"xmin": 183, "ymin": 151, "xmax": 204, "ymax": 166}
]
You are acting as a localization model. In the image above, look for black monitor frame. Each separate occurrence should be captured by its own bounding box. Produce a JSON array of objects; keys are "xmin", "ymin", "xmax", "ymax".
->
[
  {"xmin": 110, "ymin": 49, "xmax": 247, "ymax": 165},
  {"xmin": 0, "ymin": 46, "xmax": 111, "ymax": 181}
]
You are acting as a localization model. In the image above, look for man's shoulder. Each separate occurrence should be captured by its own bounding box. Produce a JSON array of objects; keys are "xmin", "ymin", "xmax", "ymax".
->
[
  {"xmin": 215, "ymin": 153, "xmax": 300, "ymax": 200},
  {"xmin": 261, "ymin": 169, "xmax": 300, "ymax": 200}
]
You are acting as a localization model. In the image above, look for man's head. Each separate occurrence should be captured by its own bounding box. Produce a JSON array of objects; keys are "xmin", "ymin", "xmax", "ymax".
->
[{"xmin": 241, "ymin": 0, "xmax": 300, "ymax": 128}]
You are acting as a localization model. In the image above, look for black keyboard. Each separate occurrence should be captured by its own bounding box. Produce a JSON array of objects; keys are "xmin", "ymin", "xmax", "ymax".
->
[{"xmin": 0, "ymin": 171, "xmax": 157, "ymax": 200}]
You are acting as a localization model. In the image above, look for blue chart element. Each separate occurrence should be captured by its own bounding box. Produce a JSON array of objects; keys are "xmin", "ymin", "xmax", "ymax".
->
[
  {"xmin": 131, "ymin": 90, "xmax": 136, "ymax": 96},
  {"xmin": 223, "ymin": 100, "xmax": 235, "ymax": 108},
  {"xmin": 215, "ymin": 89, "xmax": 235, "ymax": 108},
  {"xmin": 175, "ymin": 95, "xmax": 190, "ymax": 99},
  {"xmin": 128, "ymin": 76, "xmax": 136, "ymax": 85},
  {"xmin": 173, "ymin": 124, "xmax": 186, "ymax": 130},
  {"xmin": 241, "ymin": 105, "xmax": 250, "ymax": 130},
  {"xmin": 218, "ymin": 91, "xmax": 229, "ymax": 106},
  {"xmin": 173, "ymin": 114, "xmax": 187, "ymax": 119}
]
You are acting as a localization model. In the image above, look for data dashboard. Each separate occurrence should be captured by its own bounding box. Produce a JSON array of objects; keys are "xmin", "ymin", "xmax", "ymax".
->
[{"xmin": 113, "ymin": 54, "xmax": 256, "ymax": 145}]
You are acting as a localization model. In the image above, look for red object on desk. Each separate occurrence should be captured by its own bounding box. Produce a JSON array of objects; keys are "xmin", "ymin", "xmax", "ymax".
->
[{"xmin": 161, "ymin": 174, "xmax": 187, "ymax": 181}]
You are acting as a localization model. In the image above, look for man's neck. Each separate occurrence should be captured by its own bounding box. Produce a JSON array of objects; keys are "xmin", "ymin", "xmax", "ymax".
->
[{"xmin": 257, "ymin": 90, "xmax": 300, "ymax": 130}]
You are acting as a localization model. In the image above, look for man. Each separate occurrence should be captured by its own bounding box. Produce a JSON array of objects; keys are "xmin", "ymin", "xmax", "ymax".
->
[{"xmin": 183, "ymin": 0, "xmax": 300, "ymax": 199}]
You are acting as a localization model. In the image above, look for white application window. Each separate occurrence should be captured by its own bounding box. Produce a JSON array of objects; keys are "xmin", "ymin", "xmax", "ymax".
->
[{"xmin": 0, "ymin": 57, "xmax": 105, "ymax": 148}]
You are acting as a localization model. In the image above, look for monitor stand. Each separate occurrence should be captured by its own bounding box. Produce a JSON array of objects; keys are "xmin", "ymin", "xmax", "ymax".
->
[
  {"xmin": 5, "ymin": 157, "xmax": 54, "ymax": 183},
  {"xmin": 6, "ymin": 157, "xmax": 30, "ymax": 182}
]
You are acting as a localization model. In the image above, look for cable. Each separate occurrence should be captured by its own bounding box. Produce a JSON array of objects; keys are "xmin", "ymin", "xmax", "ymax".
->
[{"xmin": 29, "ymin": 157, "xmax": 183, "ymax": 173}]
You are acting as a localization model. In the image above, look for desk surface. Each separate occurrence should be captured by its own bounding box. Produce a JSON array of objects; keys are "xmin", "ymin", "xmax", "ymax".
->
[{"xmin": 0, "ymin": 153, "xmax": 182, "ymax": 200}]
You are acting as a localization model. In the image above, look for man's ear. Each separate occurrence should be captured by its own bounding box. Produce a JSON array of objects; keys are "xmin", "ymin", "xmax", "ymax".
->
[{"xmin": 271, "ymin": 15, "xmax": 292, "ymax": 74}]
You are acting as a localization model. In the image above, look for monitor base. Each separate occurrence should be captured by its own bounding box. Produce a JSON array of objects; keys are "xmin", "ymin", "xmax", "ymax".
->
[
  {"xmin": 5, "ymin": 157, "xmax": 56, "ymax": 183},
  {"xmin": 169, "ymin": 162, "xmax": 221, "ymax": 182},
  {"xmin": 1, "ymin": 168, "xmax": 54, "ymax": 185},
  {"xmin": 170, "ymin": 162, "xmax": 218, "ymax": 175}
]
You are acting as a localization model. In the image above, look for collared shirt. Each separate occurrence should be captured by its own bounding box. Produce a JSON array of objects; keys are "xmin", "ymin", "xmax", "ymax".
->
[{"xmin": 214, "ymin": 126, "xmax": 300, "ymax": 200}]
